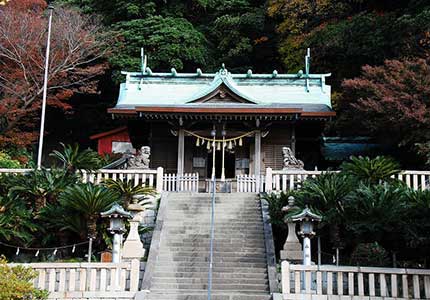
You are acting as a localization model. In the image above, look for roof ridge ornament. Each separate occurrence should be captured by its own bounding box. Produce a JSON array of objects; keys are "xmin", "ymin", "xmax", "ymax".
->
[
  {"xmin": 220, "ymin": 63, "xmax": 228, "ymax": 76},
  {"xmin": 141, "ymin": 47, "xmax": 147, "ymax": 75},
  {"xmin": 305, "ymin": 48, "xmax": 311, "ymax": 92}
]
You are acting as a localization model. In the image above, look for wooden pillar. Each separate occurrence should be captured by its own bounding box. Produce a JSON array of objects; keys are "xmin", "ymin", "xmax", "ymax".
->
[
  {"xmin": 291, "ymin": 123, "xmax": 296, "ymax": 156},
  {"xmin": 254, "ymin": 130, "xmax": 261, "ymax": 189},
  {"xmin": 177, "ymin": 128, "xmax": 184, "ymax": 176}
]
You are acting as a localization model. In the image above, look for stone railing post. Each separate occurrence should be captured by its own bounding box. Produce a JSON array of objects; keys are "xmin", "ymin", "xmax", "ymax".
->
[
  {"xmin": 281, "ymin": 260, "xmax": 290, "ymax": 297},
  {"xmin": 265, "ymin": 167, "xmax": 273, "ymax": 193},
  {"xmin": 129, "ymin": 259, "xmax": 140, "ymax": 292},
  {"xmin": 156, "ymin": 167, "xmax": 163, "ymax": 193}
]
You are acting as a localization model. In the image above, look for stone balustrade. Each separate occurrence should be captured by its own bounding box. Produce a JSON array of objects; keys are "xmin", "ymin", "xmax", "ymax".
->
[
  {"xmin": 281, "ymin": 261, "xmax": 430, "ymax": 300},
  {"xmin": 9, "ymin": 260, "xmax": 143, "ymax": 300}
]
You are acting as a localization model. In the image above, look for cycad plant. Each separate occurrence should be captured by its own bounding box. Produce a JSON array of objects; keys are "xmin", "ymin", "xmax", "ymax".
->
[
  {"xmin": 341, "ymin": 156, "xmax": 401, "ymax": 185},
  {"xmin": 8, "ymin": 168, "xmax": 77, "ymax": 213},
  {"xmin": 50, "ymin": 143, "xmax": 101, "ymax": 174},
  {"xmin": 296, "ymin": 172, "xmax": 355, "ymax": 248},
  {"xmin": 345, "ymin": 182, "xmax": 407, "ymax": 248},
  {"xmin": 59, "ymin": 183, "xmax": 118, "ymax": 239},
  {"xmin": 103, "ymin": 178, "xmax": 155, "ymax": 208}
]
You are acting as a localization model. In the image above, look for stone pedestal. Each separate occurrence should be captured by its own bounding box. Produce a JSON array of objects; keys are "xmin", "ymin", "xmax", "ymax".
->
[
  {"xmin": 122, "ymin": 204, "xmax": 145, "ymax": 261},
  {"xmin": 280, "ymin": 222, "xmax": 302, "ymax": 261}
]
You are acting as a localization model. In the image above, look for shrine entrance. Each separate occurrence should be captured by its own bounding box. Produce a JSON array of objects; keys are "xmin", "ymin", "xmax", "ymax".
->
[{"xmin": 207, "ymin": 150, "xmax": 235, "ymax": 179}]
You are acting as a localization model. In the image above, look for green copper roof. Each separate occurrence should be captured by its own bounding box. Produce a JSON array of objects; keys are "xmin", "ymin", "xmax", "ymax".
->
[{"xmin": 112, "ymin": 49, "xmax": 333, "ymax": 112}]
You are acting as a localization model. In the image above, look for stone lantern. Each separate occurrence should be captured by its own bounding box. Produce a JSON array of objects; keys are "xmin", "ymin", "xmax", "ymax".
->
[
  {"xmin": 101, "ymin": 203, "xmax": 132, "ymax": 263},
  {"xmin": 280, "ymin": 196, "xmax": 302, "ymax": 262},
  {"xmin": 288, "ymin": 206, "xmax": 322, "ymax": 265}
]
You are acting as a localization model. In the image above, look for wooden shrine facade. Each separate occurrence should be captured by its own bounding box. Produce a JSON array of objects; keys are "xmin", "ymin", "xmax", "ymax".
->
[{"xmin": 108, "ymin": 51, "xmax": 335, "ymax": 180}]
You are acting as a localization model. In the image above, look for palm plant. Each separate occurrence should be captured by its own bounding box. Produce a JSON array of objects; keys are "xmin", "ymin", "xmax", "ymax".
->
[
  {"xmin": 296, "ymin": 172, "xmax": 355, "ymax": 247},
  {"xmin": 344, "ymin": 182, "xmax": 407, "ymax": 248},
  {"xmin": 50, "ymin": 143, "xmax": 101, "ymax": 174},
  {"xmin": 341, "ymin": 156, "xmax": 401, "ymax": 185},
  {"xmin": 59, "ymin": 183, "xmax": 118, "ymax": 239},
  {"xmin": 103, "ymin": 178, "xmax": 155, "ymax": 208},
  {"xmin": 8, "ymin": 168, "xmax": 77, "ymax": 213}
]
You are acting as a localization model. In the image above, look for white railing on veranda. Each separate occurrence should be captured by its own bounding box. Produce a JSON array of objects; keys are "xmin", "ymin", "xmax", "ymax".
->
[
  {"xmin": 162, "ymin": 173, "xmax": 199, "ymax": 192},
  {"xmin": 264, "ymin": 168, "xmax": 430, "ymax": 193},
  {"xmin": 81, "ymin": 168, "xmax": 164, "ymax": 193},
  {"xmin": 9, "ymin": 260, "xmax": 141, "ymax": 299},
  {"xmin": 282, "ymin": 261, "xmax": 430, "ymax": 300},
  {"xmin": 236, "ymin": 174, "xmax": 265, "ymax": 193}
]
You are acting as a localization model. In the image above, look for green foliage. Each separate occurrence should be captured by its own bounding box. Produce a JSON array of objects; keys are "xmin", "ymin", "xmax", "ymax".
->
[
  {"xmin": 263, "ymin": 191, "xmax": 296, "ymax": 228},
  {"xmin": 111, "ymin": 16, "xmax": 209, "ymax": 74},
  {"xmin": 0, "ymin": 257, "xmax": 48, "ymax": 300},
  {"xmin": 50, "ymin": 143, "xmax": 102, "ymax": 173},
  {"xmin": 297, "ymin": 172, "xmax": 354, "ymax": 224},
  {"xmin": 7, "ymin": 168, "xmax": 78, "ymax": 213},
  {"xmin": 59, "ymin": 183, "xmax": 118, "ymax": 238},
  {"xmin": 103, "ymin": 178, "xmax": 155, "ymax": 209},
  {"xmin": 0, "ymin": 195, "xmax": 38, "ymax": 245},
  {"xmin": 344, "ymin": 182, "xmax": 407, "ymax": 246},
  {"xmin": 341, "ymin": 156, "xmax": 401, "ymax": 185},
  {"xmin": 0, "ymin": 151, "xmax": 22, "ymax": 168}
]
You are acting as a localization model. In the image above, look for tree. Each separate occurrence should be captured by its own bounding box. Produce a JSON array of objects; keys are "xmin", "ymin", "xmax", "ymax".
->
[
  {"xmin": 59, "ymin": 183, "xmax": 117, "ymax": 238},
  {"xmin": 50, "ymin": 143, "xmax": 102, "ymax": 174},
  {"xmin": 337, "ymin": 59, "xmax": 430, "ymax": 160},
  {"xmin": 0, "ymin": 0, "xmax": 109, "ymax": 148},
  {"xmin": 296, "ymin": 172, "xmax": 355, "ymax": 248},
  {"xmin": 341, "ymin": 156, "xmax": 401, "ymax": 185},
  {"xmin": 7, "ymin": 168, "xmax": 77, "ymax": 213},
  {"xmin": 110, "ymin": 16, "xmax": 209, "ymax": 74},
  {"xmin": 103, "ymin": 178, "xmax": 155, "ymax": 209}
]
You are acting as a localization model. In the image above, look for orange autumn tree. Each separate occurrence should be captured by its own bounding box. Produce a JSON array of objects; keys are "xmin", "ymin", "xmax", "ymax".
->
[{"xmin": 0, "ymin": 0, "xmax": 109, "ymax": 148}]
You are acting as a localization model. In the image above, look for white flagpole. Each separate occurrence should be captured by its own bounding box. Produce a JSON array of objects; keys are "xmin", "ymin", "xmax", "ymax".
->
[{"xmin": 36, "ymin": 6, "xmax": 54, "ymax": 169}]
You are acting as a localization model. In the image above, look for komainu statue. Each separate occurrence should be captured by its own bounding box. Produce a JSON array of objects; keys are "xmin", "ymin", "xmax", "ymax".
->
[
  {"xmin": 282, "ymin": 147, "xmax": 304, "ymax": 170},
  {"xmin": 128, "ymin": 146, "xmax": 151, "ymax": 169}
]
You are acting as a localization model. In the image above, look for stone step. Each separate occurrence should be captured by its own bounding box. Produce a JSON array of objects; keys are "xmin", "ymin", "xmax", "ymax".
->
[
  {"xmin": 161, "ymin": 234, "xmax": 264, "ymax": 240},
  {"xmin": 161, "ymin": 237, "xmax": 264, "ymax": 244},
  {"xmin": 152, "ymin": 272, "xmax": 268, "ymax": 279},
  {"xmin": 153, "ymin": 266, "xmax": 267, "ymax": 273},
  {"xmin": 151, "ymin": 277, "xmax": 268, "ymax": 285},
  {"xmin": 145, "ymin": 294, "xmax": 271, "ymax": 300},
  {"xmin": 156, "ymin": 256, "xmax": 267, "ymax": 263},
  {"xmin": 161, "ymin": 246, "xmax": 266, "ymax": 252},
  {"xmin": 150, "ymin": 283, "xmax": 269, "ymax": 291},
  {"xmin": 158, "ymin": 251, "xmax": 266, "ymax": 259},
  {"xmin": 163, "ymin": 232, "xmax": 264, "ymax": 237},
  {"xmin": 155, "ymin": 261, "xmax": 267, "ymax": 268}
]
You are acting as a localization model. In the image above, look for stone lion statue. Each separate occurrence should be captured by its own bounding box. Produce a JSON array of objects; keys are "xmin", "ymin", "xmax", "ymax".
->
[
  {"xmin": 282, "ymin": 147, "xmax": 304, "ymax": 170},
  {"xmin": 128, "ymin": 146, "xmax": 151, "ymax": 169}
]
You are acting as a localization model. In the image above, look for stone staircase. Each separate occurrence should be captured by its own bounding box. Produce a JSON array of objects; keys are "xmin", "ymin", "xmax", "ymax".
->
[{"xmin": 144, "ymin": 193, "xmax": 272, "ymax": 300}]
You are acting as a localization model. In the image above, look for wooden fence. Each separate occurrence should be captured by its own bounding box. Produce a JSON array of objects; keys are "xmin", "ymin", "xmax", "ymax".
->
[
  {"xmin": 236, "ymin": 174, "xmax": 265, "ymax": 192},
  {"xmin": 162, "ymin": 173, "xmax": 199, "ymax": 192},
  {"xmin": 282, "ymin": 261, "xmax": 430, "ymax": 300},
  {"xmin": 9, "ymin": 260, "xmax": 142, "ymax": 299}
]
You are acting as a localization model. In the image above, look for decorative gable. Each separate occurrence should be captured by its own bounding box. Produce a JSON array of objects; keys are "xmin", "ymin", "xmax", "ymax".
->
[{"xmin": 189, "ymin": 84, "xmax": 256, "ymax": 104}]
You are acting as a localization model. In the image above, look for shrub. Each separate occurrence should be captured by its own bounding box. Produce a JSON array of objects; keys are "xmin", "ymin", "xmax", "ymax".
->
[
  {"xmin": 0, "ymin": 151, "xmax": 21, "ymax": 168},
  {"xmin": 0, "ymin": 256, "xmax": 48, "ymax": 300},
  {"xmin": 341, "ymin": 156, "xmax": 401, "ymax": 185}
]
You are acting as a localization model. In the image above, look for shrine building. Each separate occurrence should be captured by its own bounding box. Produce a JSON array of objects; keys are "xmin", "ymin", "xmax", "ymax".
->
[{"xmin": 108, "ymin": 50, "xmax": 335, "ymax": 183}]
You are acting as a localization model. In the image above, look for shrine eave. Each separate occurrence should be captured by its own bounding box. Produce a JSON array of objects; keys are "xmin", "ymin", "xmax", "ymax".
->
[{"xmin": 107, "ymin": 105, "xmax": 336, "ymax": 121}]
